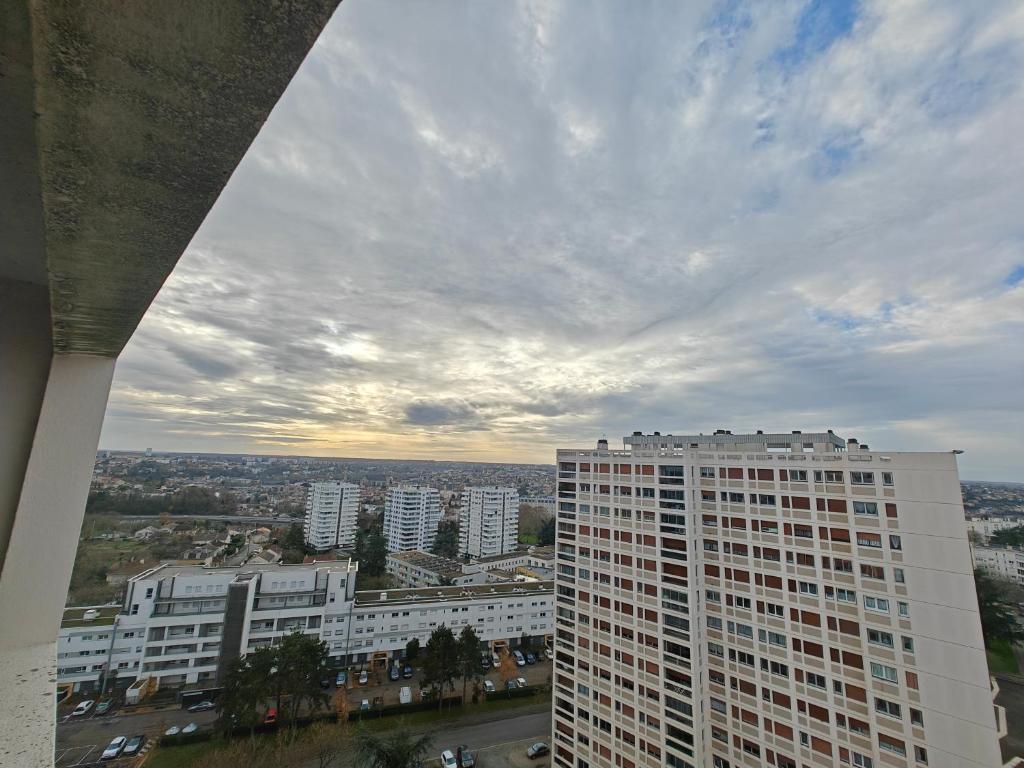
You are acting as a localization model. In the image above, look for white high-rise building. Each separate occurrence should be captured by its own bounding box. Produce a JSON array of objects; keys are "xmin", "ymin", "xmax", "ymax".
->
[
  {"xmin": 460, "ymin": 486, "xmax": 519, "ymax": 557},
  {"xmin": 383, "ymin": 485, "xmax": 442, "ymax": 552},
  {"xmin": 551, "ymin": 431, "xmax": 1002, "ymax": 768},
  {"xmin": 303, "ymin": 481, "xmax": 359, "ymax": 551}
]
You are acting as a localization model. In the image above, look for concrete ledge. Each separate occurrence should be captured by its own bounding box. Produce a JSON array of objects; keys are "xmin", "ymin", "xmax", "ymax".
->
[{"xmin": 0, "ymin": 642, "xmax": 57, "ymax": 768}]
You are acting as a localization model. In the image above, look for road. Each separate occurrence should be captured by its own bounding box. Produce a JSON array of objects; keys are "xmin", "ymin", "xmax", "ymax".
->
[
  {"xmin": 55, "ymin": 708, "xmax": 217, "ymax": 766},
  {"xmin": 427, "ymin": 710, "xmax": 549, "ymax": 754}
]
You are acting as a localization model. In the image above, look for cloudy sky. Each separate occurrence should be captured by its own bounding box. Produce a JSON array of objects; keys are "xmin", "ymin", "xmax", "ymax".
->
[{"xmin": 99, "ymin": 0, "xmax": 1024, "ymax": 479}]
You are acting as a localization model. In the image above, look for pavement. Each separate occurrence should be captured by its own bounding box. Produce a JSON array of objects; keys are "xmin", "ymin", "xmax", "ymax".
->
[{"xmin": 56, "ymin": 707, "xmax": 218, "ymax": 765}]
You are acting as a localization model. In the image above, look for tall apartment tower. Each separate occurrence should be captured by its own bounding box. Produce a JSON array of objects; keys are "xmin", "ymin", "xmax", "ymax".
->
[
  {"xmin": 303, "ymin": 481, "xmax": 359, "ymax": 551},
  {"xmin": 551, "ymin": 431, "xmax": 1000, "ymax": 768},
  {"xmin": 459, "ymin": 487, "xmax": 520, "ymax": 558},
  {"xmin": 384, "ymin": 485, "xmax": 442, "ymax": 552}
]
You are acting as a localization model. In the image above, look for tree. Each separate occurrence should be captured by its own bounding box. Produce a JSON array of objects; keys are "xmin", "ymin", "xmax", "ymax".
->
[
  {"xmin": 537, "ymin": 517, "xmax": 555, "ymax": 546},
  {"xmin": 498, "ymin": 649, "xmax": 517, "ymax": 693},
  {"xmin": 355, "ymin": 525, "xmax": 388, "ymax": 577},
  {"xmin": 404, "ymin": 638, "xmax": 420, "ymax": 662},
  {"xmin": 282, "ymin": 523, "xmax": 306, "ymax": 552},
  {"xmin": 421, "ymin": 624, "xmax": 459, "ymax": 711},
  {"xmin": 457, "ymin": 626, "xmax": 484, "ymax": 703},
  {"xmin": 975, "ymin": 569, "xmax": 1024, "ymax": 646},
  {"xmin": 431, "ymin": 520, "xmax": 460, "ymax": 559},
  {"xmin": 218, "ymin": 650, "xmax": 273, "ymax": 740},
  {"xmin": 274, "ymin": 631, "xmax": 332, "ymax": 724},
  {"xmin": 354, "ymin": 724, "xmax": 433, "ymax": 768},
  {"xmin": 991, "ymin": 526, "xmax": 1024, "ymax": 547}
]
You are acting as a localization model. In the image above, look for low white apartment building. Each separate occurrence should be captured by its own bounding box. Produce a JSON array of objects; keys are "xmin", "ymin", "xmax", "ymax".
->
[
  {"xmin": 551, "ymin": 431, "xmax": 1001, "ymax": 768},
  {"xmin": 973, "ymin": 545, "xmax": 1024, "ymax": 586},
  {"xmin": 967, "ymin": 516, "xmax": 1023, "ymax": 545},
  {"xmin": 304, "ymin": 481, "xmax": 359, "ymax": 551},
  {"xmin": 386, "ymin": 550, "xmax": 488, "ymax": 588},
  {"xmin": 384, "ymin": 486, "xmax": 442, "ymax": 552},
  {"xmin": 58, "ymin": 561, "xmax": 553, "ymax": 692},
  {"xmin": 460, "ymin": 486, "xmax": 519, "ymax": 558}
]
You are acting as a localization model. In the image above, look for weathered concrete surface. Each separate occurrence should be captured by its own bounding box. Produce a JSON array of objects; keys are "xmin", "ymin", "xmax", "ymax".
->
[{"xmin": 23, "ymin": 0, "xmax": 342, "ymax": 355}]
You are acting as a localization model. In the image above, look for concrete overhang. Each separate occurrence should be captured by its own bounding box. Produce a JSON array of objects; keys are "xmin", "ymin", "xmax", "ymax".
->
[{"xmin": 1, "ymin": 0, "xmax": 343, "ymax": 355}]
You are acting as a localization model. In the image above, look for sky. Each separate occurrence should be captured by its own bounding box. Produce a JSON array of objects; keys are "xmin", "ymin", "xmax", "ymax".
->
[{"xmin": 99, "ymin": 0, "xmax": 1024, "ymax": 480}]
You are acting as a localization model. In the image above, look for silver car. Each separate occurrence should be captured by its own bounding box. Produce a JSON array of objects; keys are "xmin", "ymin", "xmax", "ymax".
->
[{"xmin": 101, "ymin": 736, "xmax": 127, "ymax": 761}]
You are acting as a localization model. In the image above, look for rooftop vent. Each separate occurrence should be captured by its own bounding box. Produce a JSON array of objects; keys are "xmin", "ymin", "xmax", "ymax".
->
[
  {"xmin": 653, "ymin": 431, "xmax": 661, "ymax": 436},
  {"xmin": 860, "ymin": 444, "xmax": 869, "ymax": 451},
  {"xmin": 756, "ymin": 430, "xmax": 763, "ymax": 434},
  {"xmin": 792, "ymin": 430, "xmax": 801, "ymax": 435},
  {"xmin": 597, "ymin": 439, "xmax": 608, "ymax": 449},
  {"xmin": 379, "ymin": 592, "xmax": 387, "ymax": 600},
  {"xmin": 632, "ymin": 431, "xmax": 642, "ymax": 436}
]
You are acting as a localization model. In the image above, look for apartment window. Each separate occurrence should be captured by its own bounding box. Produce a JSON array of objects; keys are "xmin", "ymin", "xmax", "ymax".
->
[
  {"xmin": 130, "ymin": 604, "xmax": 139, "ymax": 615},
  {"xmin": 875, "ymin": 697, "xmax": 902, "ymax": 718},
  {"xmin": 889, "ymin": 535, "xmax": 902, "ymax": 551},
  {"xmin": 806, "ymin": 672, "xmax": 826, "ymax": 689},
  {"xmin": 700, "ymin": 467, "xmax": 716, "ymax": 478},
  {"xmin": 864, "ymin": 596, "xmax": 889, "ymax": 613},
  {"xmin": 788, "ymin": 470, "xmax": 808, "ymax": 482},
  {"xmin": 853, "ymin": 501, "xmax": 878, "ymax": 516},
  {"xmin": 852, "ymin": 753, "xmax": 874, "ymax": 768},
  {"xmin": 766, "ymin": 603, "xmax": 784, "ymax": 617},
  {"xmin": 758, "ymin": 629, "xmax": 786, "ymax": 647},
  {"xmin": 902, "ymin": 636, "xmax": 914, "ymax": 653},
  {"xmin": 898, "ymin": 601, "xmax": 910, "ymax": 618},
  {"xmin": 707, "ymin": 616, "xmax": 723, "ymax": 630},
  {"xmin": 910, "ymin": 708, "xmax": 924, "ymax": 726},
  {"xmin": 708, "ymin": 642, "xmax": 724, "ymax": 658},
  {"xmin": 824, "ymin": 471, "xmax": 843, "ymax": 483},
  {"xmin": 914, "ymin": 746, "xmax": 928, "ymax": 765},
  {"xmin": 735, "ymin": 596, "xmax": 751, "ymax": 610},
  {"xmin": 893, "ymin": 568, "xmax": 905, "ymax": 584},
  {"xmin": 851, "ymin": 472, "xmax": 874, "ymax": 485},
  {"xmin": 799, "ymin": 732, "xmax": 809, "ymax": 747},
  {"xmin": 706, "ymin": 589, "xmax": 721, "ymax": 604},
  {"xmin": 882, "ymin": 472, "xmax": 894, "ymax": 486},
  {"xmin": 836, "ymin": 588, "xmax": 856, "ymax": 603},
  {"xmin": 870, "ymin": 662, "xmax": 898, "ymax": 683},
  {"xmin": 798, "ymin": 582, "xmax": 818, "ymax": 596},
  {"xmin": 704, "ymin": 541, "xmax": 719, "ymax": 552},
  {"xmin": 861, "ymin": 564, "xmax": 885, "ymax": 580},
  {"xmin": 868, "ymin": 629, "xmax": 894, "ymax": 648}
]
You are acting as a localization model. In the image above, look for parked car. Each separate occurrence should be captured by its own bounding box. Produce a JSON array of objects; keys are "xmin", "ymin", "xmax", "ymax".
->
[
  {"xmin": 389, "ymin": 666, "xmax": 401, "ymax": 681},
  {"xmin": 360, "ymin": 699, "xmax": 370, "ymax": 711},
  {"xmin": 71, "ymin": 700, "xmax": 95, "ymax": 717},
  {"xmin": 441, "ymin": 749, "xmax": 458, "ymax": 768},
  {"xmin": 358, "ymin": 670, "xmax": 369, "ymax": 685},
  {"xmin": 95, "ymin": 700, "xmax": 114, "ymax": 715},
  {"xmin": 400, "ymin": 686, "xmax": 412, "ymax": 705},
  {"xmin": 483, "ymin": 680, "xmax": 495, "ymax": 693},
  {"xmin": 336, "ymin": 670, "xmax": 348, "ymax": 687},
  {"xmin": 516, "ymin": 677, "xmax": 528, "ymax": 688},
  {"xmin": 491, "ymin": 652, "xmax": 500, "ymax": 668},
  {"xmin": 480, "ymin": 655, "xmax": 492, "ymax": 671},
  {"xmin": 100, "ymin": 736, "xmax": 127, "ymax": 761},
  {"xmin": 505, "ymin": 679, "xmax": 518, "ymax": 690},
  {"xmin": 164, "ymin": 726, "xmax": 180, "ymax": 737},
  {"xmin": 263, "ymin": 708, "xmax": 277, "ymax": 725},
  {"xmin": 122, "ymin": 736, "xmax": 145, "ymax": 757},
  {"xmin": 513, "ymin": 650, "xmax": 526, "ymax": 666},
  {"xmin": 402, "ymin": 664, "xmax": 414, "ymax": 679},
  {"xmin": 527, "ymin": 742, "xmax": 550, "ymax": 759},
  {"xmin": 525, "ymin": 652, "xmax": 536, "ymax": 664},
  {"xmin": 182, "ymin": 723, "xmax": 198, "ymax": 734},
  {"xmin": 187, "ymin": 700, "xmax": 215, "ymax": 712},
  {"xmin": 457, "ymin": 745, "xmax": 475, "ymax": 767}
]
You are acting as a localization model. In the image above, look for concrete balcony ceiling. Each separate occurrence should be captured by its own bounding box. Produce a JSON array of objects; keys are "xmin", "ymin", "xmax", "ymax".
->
[{"xmin": 1, "ymin": 0, "xmax": 341, "ymax": 355}]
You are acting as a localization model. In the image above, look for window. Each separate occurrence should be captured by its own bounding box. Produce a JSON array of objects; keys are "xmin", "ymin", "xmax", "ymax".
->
[
  {"xmin": 707, "ymin": 616, "xmax": 723, "ymax": 630},
  {"xmin": 910, "ymin": 708, "xmax": 923, "ymax": 726},
  {"xmin": 868, "ymin": 629, "xmax": 894, "ymax": 648},
  {"xmin": 882, "ymin": 472, "xmax": 894, "ymax": 486},
  {"xmin": 824, "ymin": 471, "xmax": 844, "ymax": 483},
  {"xmin": 870, "ymin": 662, "xmax": 898, "ymax": 683},
  {"xmin": 806, "ymin": 672, "xmax": 826, "ymax": 689},
  {"xmin": 852, "ymin": 753, "xmax": 874, "ymax": 768},
  {"xmin": 145, "ymin": 587, "xmax": 154, "ymax": 599},
  {"xmin": 735, "ymin": 596, "xmax": 751, "ymax": 610},
  {"xmin": 798, "ymin": 581, "xmax": 818, "ymax": 596},
  {"xmin": 758, "ymin": 629, "xmax": 786, "ymax": 646},
  {"xmin": 889, "ymin": 535, "xmax": 902, "ymax": 551},
  {"xmin": 864, "ymin": 595, "xmax": 890, "ymax": 613},
  {"xmin": 766, "ymin": 603, "xmax": 784, "ymax": 617},
  {"xmin": 902, "ymin": 636, "xmax": 914, "ymax": 653},
  {"xmin": 700, "ymin": 467, "xmax": 716, "ymax": 478},
  {"xmin": 893, "ymin": 568, "xmax": 905, "ymax": 584},
  {"xmin": 875, "ymin": 698, "xmax": 902, "ymax": 718},
  {"xmin": 851, "ymin": 472, "xmax": 874, "ymax": 485},
  {"xmin": 853, "ymin": 501, "xmax": 878, "ymax": 516},
  {"xmin": 857, "ymin": 532, "xmax": 882, "ymax": 548},
  {"xmin": 706, "ymin": 589, "xmax": 721, "ymax": 604},
  {"xmin": 836, "ymin": 588, "xmax": 856, "ymax": 603},
  {"xmin": 861, "ymin": 564, "xmax": 885, "ymax": 580},
  {"xmin": 914, "ymin": 746, "xmax": 928, "ymax": 765},
  {"xmin": 788, "ymin": 470, "xmax": 808, "ymax": 482},
  {"xmin": 898, "ymin": 601, "xmax": 910, "ymax": 618},
  {"xmin": 708, "ymin": 642, "xmax": 724, "ymax": 658}
]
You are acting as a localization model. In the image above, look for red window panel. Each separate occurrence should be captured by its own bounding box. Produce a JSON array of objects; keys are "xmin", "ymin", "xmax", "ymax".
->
[
  {"xmin": 816, "ymin": 498, "xmax": 826, "ymax": 511},
  {"xmin": 775, "ymin": 723, "xmax": 794, "ymax": 741},
  {"xmin": 741, "ymin": 708, "xmax": 758, "ymax": 725},
  {"xmin": 791, "ymin": 496, "xmax": 811, "ymax": 510},
  {"xmin": 780, "ymin": 469, "xmax": 789, "ymax": 481},
  {"xmin": 757, "ymin": 469, "xmax": 774, "ymax": 481},
  {"xmin": 663, "ymin": 563, "xmax": 687, "ymax": 578},
  {"xmin": 838, "ymin": 618, "xmax": 859, "ymax": 636},
  {"xmin": 885, "ymin": 503, "xmax": 898, "ymax": 518},
  {"xmin": 811, "ymin": 736, "xmax": 833, "ymax": 756},
  {"xmin": 879, "ymin": 734, "xmax": 905, "ymax": 754},
  {"xmin": 803, "ymin": 642, "xmax": 824, "ymax": 658},
  {"xmin": 800, "ymin": 610, "xmax": 821, "ymax": 627},
  {"xmin": 579, "ymin": 463, "xmax": 591, "ymax": 472},
  {"xmin": 906, "ymin": 671, "xmax": 919, "ymax": 690},
  {"xmin": 827, "ymin": 499, "xmax": 847, "ymax": 513},
  {"xmin": 732, "ymin": 569, "xmax": 750, "ymax": 583},
  {"xmin": 730, "ymin": 517, "xmax": 747, "ymax": 530},
  {"xmin": 845, "ymin": 683, "xmax": 867, "ymax": 702},
  {"xmin": 764, "ymin": 575, "xmax": 783, "ymax": 590},
  {"xmin": 615, "ymin": 464, "xmax": 632, "ymax": 474},
  {"xmin": 639, "ymin": 464, "xmax": 654, "ymax": 476},
  {"xmin": 830, "ymin": 527, "xmax": 851, "ymax": 542},
  {"xmin": 662, "ymin": 537, "xmax": 687, "ymax": 550},
  {"xmin": 598, "ymin": 463, "xmax": 610, "ymax": 473},
  {"xmin": 842, "ymin": 651, "xmax": 863, "ymax": 669},
  {"xmin": 808, "ymin": 703, "xmax": 830, "ymax": 723},
  {"xmin": 705, "ymin": 564, "xmax": 721, "ymax": 577},
  {"xmin": 772, "ymin": 690, "xmax": 791, "ymax": 707},
  {"xmin": 727, "ymin": 468, "xmax": 743, "ymax": 479},
  {"xmin": 580, "ymin": 525, "xmax": 591, "ymax": 535}
]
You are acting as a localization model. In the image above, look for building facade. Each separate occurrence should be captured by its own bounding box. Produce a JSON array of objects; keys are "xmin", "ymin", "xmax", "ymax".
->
[
  {"xmin": 58, "ymin": 561, "xmax": 553, "ymax": 692},
  {"xmin": 303, "ymin": 481, "xmax": 360, "ymax": 551},
  {"xmin": 972, "ymin": 546, "xmax": 1024, "ymax": 586},
  {"xmin": 386, "ymin": 551, "xmax": 487, "ymax": 588},
  {"xmin": 551, "ymin": 432, "xmax": 1000, "ymax": 768},
  {"xmin": 460, "ymin": 486, "xmax": 520, "ymax": 558},
  {"xmin": 383, "ymin": 486, "xmax": 442, "ymax": 552},
  {"xmin": 966, "ymin": 516, "xmax": 1023, "ymax": 545}
]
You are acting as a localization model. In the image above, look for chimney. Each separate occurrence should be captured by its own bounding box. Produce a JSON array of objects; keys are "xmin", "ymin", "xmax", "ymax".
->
[
  {"xmin": 847, "ymin": 438, "xmax": 858, "ymax": 445},
  {"xmin": 792, "ymin": 430, "xmax": 802, "ymax": 435},
  {"xmin": 653, "ymin": 431, "xmax": 661, "ymax": 436},
  {"xmin": 597, "ymin": 439, "xmax": 608, "ymax": 450},
  {"xmin": 756, "ymin": 430, "xmax": 764, "ymax": 435},
  {"xmin": 632, "ymin": 431, "xmax": 642, "ymax": 436}
]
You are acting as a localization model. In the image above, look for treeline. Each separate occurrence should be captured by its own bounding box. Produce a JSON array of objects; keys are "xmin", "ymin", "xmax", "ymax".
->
[{"xmin": 86, "ymin": 487, "xmax": 238, "ymax": 516}]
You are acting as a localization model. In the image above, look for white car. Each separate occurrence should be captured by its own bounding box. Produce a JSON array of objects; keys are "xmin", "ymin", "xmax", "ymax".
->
[
  {"xmin": 491, "ymin": 653, "xmax": 500, "ymax": 668},
  {"xmin": 101, "ymin": 736, "xmax": 127, "ymax": 760},
  {"xmin": 483, "ymin": 680, "xmax": 495, "ymax": 693},
  {"xmin": 71, "ymin": 700, "xmax": 95, "ymax": 717},
  {"xmin": 182, "ymin": 722, "xmax": 198, "ymax": 734},
  {"xmin": 513, "ymin": 650, "xmax": 526, "ymax": 666},
  {"xmin": 164, "ymin": 726, "xmax": 181, "ymax": 736},
  {"xmin": 441, "ymin": 749, "xmax": 458, "ymax": 768},
  {"xmin": 516, "ymin": 677, "xmax": 528, "ymax": 688}
]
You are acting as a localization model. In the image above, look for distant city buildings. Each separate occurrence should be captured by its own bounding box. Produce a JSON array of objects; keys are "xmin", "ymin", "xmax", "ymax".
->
[
  {"xmin": 383, "ymin": 485, "xmax": 442, "ymax": 552},
  {"xmin": 973, "ymin": 546, "xmax": 1024, "ymax": 586},
  {"xmin": 459, "ymin": 486, "xmax": 519, "ymax": 558},
  {"xmin": 551, "ymin": 431, "xmax": 1002, "ymax": 768},
  {"xmin": 966, "ymin": 515, "xmax": 1023, "ymax": 545},
  {"xmin": 303, "ymin": 481, "xmax": 359, "ymax": 551}
]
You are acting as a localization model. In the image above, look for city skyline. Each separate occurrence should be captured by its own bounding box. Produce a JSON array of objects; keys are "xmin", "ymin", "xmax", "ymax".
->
[{"xmin": 98, "ymin": 0, "xmax": 1024, "ymax": 480}]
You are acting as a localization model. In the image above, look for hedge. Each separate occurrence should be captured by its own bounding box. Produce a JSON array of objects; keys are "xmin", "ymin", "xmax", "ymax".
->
[{"xmin": 347, "ymin": 696, "xmax": 463, "ymax": 721}]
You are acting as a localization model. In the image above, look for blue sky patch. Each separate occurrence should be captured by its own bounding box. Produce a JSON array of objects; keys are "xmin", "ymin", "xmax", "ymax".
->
[
  {"xmin": 774, "ymin": 0, "xmax": 860, "ymax": 71},
  {"xmin": 1005, "ymin": 265, "xmax": 1024, "ymax": 287}
]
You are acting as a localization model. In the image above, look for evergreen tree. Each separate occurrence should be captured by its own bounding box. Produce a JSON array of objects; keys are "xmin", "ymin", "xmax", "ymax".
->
[
  {"xmin": 537, "ymin": 517, "xmax": 555, "ymax": 546},
  {"xmin": 457, "ymin": 625, "xmax": 484, "ymax": 702},
  {"xmin": 354, "ymin": 725, "xmax": 433, "ymax": 768},
  {"xmin": 421, "ymin": 624, "xmax": 459, "ymax": 711},
  {"xmin": 431, "ymin": 520, "xmax": 460, "ymax": 559},
  {"xmin": 975, "ymin": 569, "xmax": 1024, "ymax": 646}
]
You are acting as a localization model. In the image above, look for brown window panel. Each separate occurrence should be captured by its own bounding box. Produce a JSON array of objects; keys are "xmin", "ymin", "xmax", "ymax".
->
[
  {"xmin": 800, "ymin": 610, "xmax": 821, "ymax": 627},
  {"xmin": 705, "ymin": 564, "xmax": 721, "ymax": 577},
  {"xmin": 764, "ymin": 575, "xmax": 783, "ymax": 589},
  {"xmin": 842, "ymin": 651, "xmax": 863, "ymax": 668},
  {"xmin": 811, "ymin": 736, "xmax": 833, "ymax": 756},
  {"xmin": 885, "ymin": 503, "xmax": 898, "ymax": 518},
  {"xmin": 775, "ymin": 723, "xmax": 794, "ymax": 740},
  {"xmin": 639, "ymin": 464, "xmax": 654, "ymax": 475},
  {"xmin": 758, "ymin": 468, "xmax": 774, "ymax": 481},
  {"xmin": 598, "ymin": 464, "xmax": 610, "ymax": 473},
  {"xmin": 803, "ymin": 641, "xmax": 824, "ymax": 658},
  {"xmin": 827, "ymin": 499, "xmax": 847, "ymax": 513},
  {"xmin": 808, "ymin": 703, "xmax": 830, "ymax": 722},
  {"xmin": 907, "ymin": 671, "xmax": 919, "ymax": 689},
  {"xmin": 830, "ymin": 527, "xmax": 851, "ymax": 542},
  {"xmin": 845, "ymin": 683, "xmax": 867, "ymax": 702},
  {"xmin": 838, "ymin": 618, "xmax": 859, "ymax": 635},
  {"xmin": 791, "ymin": 496, "xmax": 811, "ymax": 510},
  {"xmin": 727, "ymin": 467, "xmax": 743, "ymax": 479}
]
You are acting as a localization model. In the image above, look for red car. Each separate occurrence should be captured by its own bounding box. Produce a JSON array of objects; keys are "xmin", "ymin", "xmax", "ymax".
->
[{"xmin": 263, "ymin": 708, "xmax": 277, "ymax": 725}]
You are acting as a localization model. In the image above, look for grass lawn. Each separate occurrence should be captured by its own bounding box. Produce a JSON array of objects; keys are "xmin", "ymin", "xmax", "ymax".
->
[
  {"xmin": 144, "ymin": 738, "xmax": 226, "ymax": 768},
  {"xmin": 987, "ymin": 638, "xmax": 1020, "ymax": 674},
  {"xmin": 518, "ymin": 535, "xmax": 539, "ymax": 545},
  {"xmin": 358, "ymin": 690, "xmax": 550, "ymax": 732}
]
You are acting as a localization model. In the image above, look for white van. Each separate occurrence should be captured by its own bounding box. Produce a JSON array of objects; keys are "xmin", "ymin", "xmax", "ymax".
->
[{"xmin": 399, "ymin": 686, "xmax": 412, "ymax": 705}]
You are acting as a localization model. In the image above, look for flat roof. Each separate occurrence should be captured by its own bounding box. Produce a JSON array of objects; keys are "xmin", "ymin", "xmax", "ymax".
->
[
  {"xmin": 61, "ymin": 605, "xmax": 121, "ymax": 629},
  {"xmin": 623, "ymin": 430, "xmax": 846, "ymax": 449},
  {"xmin": 130, "ymin": 558, "xmax": 357, "ymax": 581},
  {"xmin": 387, "ymin": 550, "xmax": 465, "ymax": 575},
  {"xmin": 355, "ymin": 579, "xmax": 553, "ymax": 607}
]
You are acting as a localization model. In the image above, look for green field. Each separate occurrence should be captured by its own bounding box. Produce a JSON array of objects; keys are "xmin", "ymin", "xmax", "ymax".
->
[{"xmin": 987, "ymin": 638, "xmax": 1020, "ymax": 674}]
